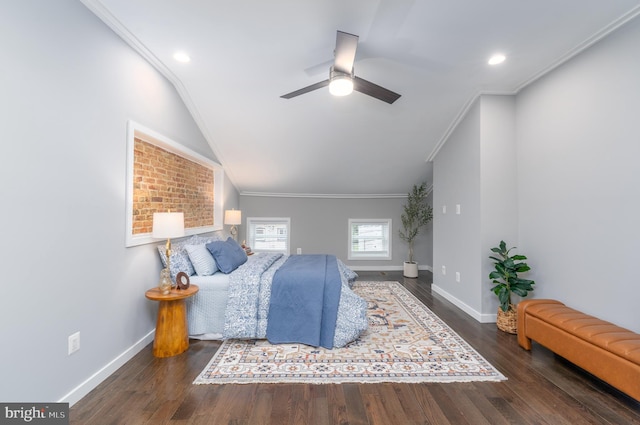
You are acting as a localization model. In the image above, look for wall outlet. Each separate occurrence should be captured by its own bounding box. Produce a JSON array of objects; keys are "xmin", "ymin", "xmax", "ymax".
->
[
  {"xmin": 441, "ymin": 265, "xmax": 446, "ymax": 275},
  {"xmin": 455, "ymin": 272, "xmax": 461, "ymax": 282},
  {"xmin": 442, "ymin": 205, "xmax": 446, "ymax": 214},
  {"xmin": 296, "ymin": 247, "xmax": 302, "ymax": 255},
  {"xmin": 456, "ymin": 204, "xmax": 461, "ymax": 215},
  {"xmin": 68, "ymin": 332, "xmax": 80, "ymax": 355}
]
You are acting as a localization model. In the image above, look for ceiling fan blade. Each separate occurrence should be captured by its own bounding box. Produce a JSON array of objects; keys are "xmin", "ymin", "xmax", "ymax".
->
[
  {"xmin": 333, "ymin": 31, "xmax": 359, "ymax": 74},
  {"xmin": 280, "ymin": 79, "xmax": 330, "ymax": 99},
  {"xmin": 353, "ymin": 76, "xmax": 401, "ymax": 104}
]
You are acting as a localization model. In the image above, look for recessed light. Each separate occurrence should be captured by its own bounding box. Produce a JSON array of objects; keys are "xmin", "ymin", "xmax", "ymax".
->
[
  {"xmin": 488, "ymin": 54, "xmax": 506, "ymax": 65},
  {"xmin": 173, "ymin": 51, "xmax": 191, "ymax": 63}
]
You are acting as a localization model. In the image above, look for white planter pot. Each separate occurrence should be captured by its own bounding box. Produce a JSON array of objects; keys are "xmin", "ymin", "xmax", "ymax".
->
[{"xmin": 403, "ymin": 262, "xmax": 418, "ymax": 278}]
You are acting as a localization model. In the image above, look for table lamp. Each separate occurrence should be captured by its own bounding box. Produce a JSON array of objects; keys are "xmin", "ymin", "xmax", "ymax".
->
[
  {"xmin": 153, "ymin": 211, "xmax": 185, "ymax": 294},
  {"xmin": 224, "ymin": 209, "xmax": 242, "ymax": 241}
]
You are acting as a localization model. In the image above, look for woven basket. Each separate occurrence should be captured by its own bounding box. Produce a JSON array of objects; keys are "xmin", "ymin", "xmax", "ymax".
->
[{"xmin": 496, "ymin": 304, "xmax": 517, "ymax": 334}]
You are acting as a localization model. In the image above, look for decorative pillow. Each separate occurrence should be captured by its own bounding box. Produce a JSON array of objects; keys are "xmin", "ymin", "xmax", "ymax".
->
[
  {"xmin": 184, "ymin": 244, "xmax": 218, "ymax": 276},
  {"xmin": 206, "ymin": 237, "xmax": 248, "ymax": 274},
  {"xmin": 189, "ymin": 231, "xmax": 228, "ymax": 245},
  {"xmin": 208, "ymin": 231, "xmax": 229, "ymax": 242},
  {"xmin": 157, "ymin": 235, "xmax": 199, "ymax": 279}
]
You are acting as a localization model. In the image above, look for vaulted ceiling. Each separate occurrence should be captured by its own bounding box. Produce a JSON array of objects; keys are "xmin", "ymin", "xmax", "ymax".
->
[{"xmin": 82, "ymin": 0, "xmax": 640, "ymax": 196}]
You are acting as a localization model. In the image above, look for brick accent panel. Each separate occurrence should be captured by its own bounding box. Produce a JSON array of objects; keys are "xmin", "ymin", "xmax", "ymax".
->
[{"xmin": 132, "ymin": 138, "xmax": 214, "ymax": 234}]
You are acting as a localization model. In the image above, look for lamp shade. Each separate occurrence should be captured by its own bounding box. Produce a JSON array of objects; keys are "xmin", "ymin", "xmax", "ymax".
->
[
  {"xmin": 224, "ymin": 209, "xmax": 242, "ymax": 225},
  {"xmin": 152, "ymin": 212, "xmax": 185, "ymax": 238}
]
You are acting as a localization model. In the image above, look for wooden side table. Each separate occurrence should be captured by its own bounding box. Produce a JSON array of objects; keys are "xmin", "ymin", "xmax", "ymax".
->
[{"xmin": 145, "ymin": 285, "xmax": 199, "ymax": 358}]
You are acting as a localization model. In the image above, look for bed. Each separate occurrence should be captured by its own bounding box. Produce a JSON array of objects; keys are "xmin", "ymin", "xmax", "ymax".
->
[{"xmin": 158, "ymin": 232, "xmax": 368, "ymax": 349}]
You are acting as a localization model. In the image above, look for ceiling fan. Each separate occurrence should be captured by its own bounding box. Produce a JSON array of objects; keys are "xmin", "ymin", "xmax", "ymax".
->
[{"xmin": 280, "ymin": 31, "xmax": 401, "ymax": 104}]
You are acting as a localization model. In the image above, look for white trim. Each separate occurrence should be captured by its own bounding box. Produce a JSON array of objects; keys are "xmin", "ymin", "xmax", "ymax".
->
[
  {"xmin": 79, "ymin": 0, "xmax": 240, "ymax": 190},
  {"xmin": 425, "ymin": 91, "xmax": 517, "ymax": 163},
  {"xmin": 240, "ymin": 186, "xmax": 433, "ymax": 199},
  {"xmin": 240, "ymin": 192, "xmax": 407, "ymax": 199},
  {"xmin": 514, "ymin": 5, "xmax": 640, "ymax": 93},
  {"xmin": 59, "ymin": 330, "xmax": 155, "ymax": 406},
  {"xmin": 425, "ymin": 93, "xmax": 481, "ymax": 163},
  {"xmin": 125, "ymin": 120, "xmax": 224, "ymax": 247},
  {"xmin": 431, "ymin": 285, "xmax": 496, "ymax": 323},
  {"xmin": 349, "ymin": 265, "xmax": 433, "ymax": 272},
  {"xmin": 426, "ymin": 5, "xmax": 640, "ymax": 165}
]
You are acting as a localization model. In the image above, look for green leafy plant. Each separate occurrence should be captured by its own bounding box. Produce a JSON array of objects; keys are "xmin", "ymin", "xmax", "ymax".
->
[
  {"xmin": 399, "ymin": 182, "xmax": 433, "ymax": 263},
  {"xmin": 489, "ymin": 241, "xmax": 535, "ymax": 312}
]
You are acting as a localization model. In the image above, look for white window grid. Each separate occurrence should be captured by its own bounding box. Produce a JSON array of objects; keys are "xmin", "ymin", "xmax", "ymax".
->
[
  {"xmin": 247, "ymin": 217, "xmax": 291, "ymax": 255},
  {"xmin": 348, "ymin": 218, "xmax": 392, "ymax": 260}
]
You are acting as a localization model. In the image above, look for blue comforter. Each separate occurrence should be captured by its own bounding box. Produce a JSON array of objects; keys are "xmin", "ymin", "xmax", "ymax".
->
[
  {"xmin": 266, "ymin": 255, "xmax": 341, "ymax": 349},
  {"xmin": 223, "ymin": 253, "xmax": 367, "ymax": 348}
]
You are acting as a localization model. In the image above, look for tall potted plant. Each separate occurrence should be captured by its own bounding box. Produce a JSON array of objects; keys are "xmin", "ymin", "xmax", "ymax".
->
[
  {"xmin": 489, "ymin": 240, "xmax": 535, "ymax": 333},
  {"xmin": 399, "ymin": 182, "xmax": 433, "ymax": 278}
]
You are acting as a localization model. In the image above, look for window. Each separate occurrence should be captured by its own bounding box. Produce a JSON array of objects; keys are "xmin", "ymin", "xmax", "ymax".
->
[
  {"xmin": 348, "ymin": 219, "xmax": 392, "ymax": 260},
  {"xmin": 247, "ymin": 217, "xmax": 290, "ymax": 254}
]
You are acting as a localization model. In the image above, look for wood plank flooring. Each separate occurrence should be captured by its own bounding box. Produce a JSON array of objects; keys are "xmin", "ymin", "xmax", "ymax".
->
[{"xmin": 70, "ymin": 271, "xmax": 640, "ymax": 424}]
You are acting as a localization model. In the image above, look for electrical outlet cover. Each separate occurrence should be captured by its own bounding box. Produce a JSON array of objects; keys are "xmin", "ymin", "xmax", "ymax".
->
[{"xmin": 68, "ymin": 332, "xmax": 80, "ymax": 355}]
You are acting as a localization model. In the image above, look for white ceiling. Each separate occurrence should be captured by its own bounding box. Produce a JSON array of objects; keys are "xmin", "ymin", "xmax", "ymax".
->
[{"xmin": 83, "ymin": 0, "xmax": 640, "ymax": 196}]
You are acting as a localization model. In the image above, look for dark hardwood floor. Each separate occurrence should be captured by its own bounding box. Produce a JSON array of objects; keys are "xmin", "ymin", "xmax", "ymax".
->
[{"xmin": 70, "ymin": 271, "xmax": 640, "ymax": 424}]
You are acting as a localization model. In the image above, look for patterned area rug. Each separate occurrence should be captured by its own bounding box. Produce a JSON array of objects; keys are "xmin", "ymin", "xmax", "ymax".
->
[{"xmin": 194, "ymin": 281, "xmax": 506, "ymax": 385}]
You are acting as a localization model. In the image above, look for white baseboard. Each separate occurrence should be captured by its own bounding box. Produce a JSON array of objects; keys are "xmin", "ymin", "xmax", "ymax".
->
[
  {"xmin": 59, "ymin": 330, "xmax": 155, "ymax": 406},
  {"xmin": 431, "ymin": 284, "xmax": 497, "ymax": 323},
  {"xmin": 350, "ymin": 265, "xmax": 433, "ymax": 272}
]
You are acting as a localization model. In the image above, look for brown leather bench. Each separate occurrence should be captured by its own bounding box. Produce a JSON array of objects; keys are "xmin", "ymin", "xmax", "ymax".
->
[{"xmin": 517, "ymin": 299, "xmax": 640, "ymax": 401}]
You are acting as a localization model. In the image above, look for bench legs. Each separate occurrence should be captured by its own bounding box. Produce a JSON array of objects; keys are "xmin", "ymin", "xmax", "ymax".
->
[{"xmin": 517, "ymin": 299, "xmax": 564, "ymax": 350}]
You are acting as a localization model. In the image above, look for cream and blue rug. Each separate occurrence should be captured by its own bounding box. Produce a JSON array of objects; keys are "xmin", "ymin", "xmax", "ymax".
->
[{"xmin": 194, "ymin": 281, "xmax": 506, "ymax": 385}]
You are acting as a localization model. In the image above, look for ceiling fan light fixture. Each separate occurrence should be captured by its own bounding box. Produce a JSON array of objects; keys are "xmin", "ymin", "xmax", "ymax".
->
[
  {"xmin": 329, "ymin": 68, "xmax": 353, "ymax": 96},
  {"xmin": 280, "ymin": 32, "xmax": 400, "ymax": 103},
  {"xmin": 329, "ymin": 76, "xmax": 353, "ymax": 96}
]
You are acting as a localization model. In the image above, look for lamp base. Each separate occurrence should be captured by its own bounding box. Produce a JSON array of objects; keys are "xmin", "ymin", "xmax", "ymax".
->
[{"xmin": 158, "ymin": 268, "xmax": 171, "ymax": 295}]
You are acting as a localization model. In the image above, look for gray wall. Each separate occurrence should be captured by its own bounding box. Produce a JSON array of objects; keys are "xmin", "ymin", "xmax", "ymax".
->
[
  {"xmin": 0, "ymin": 0, "xmax": 238, "ymax": 404},
  {"xmin": 433, "ymin": 99, "xmax": 484, "ymax": 316},
  {"xmin": 433, "ymin": 15, "xmax": 640, "ymax": 332},
  {"xmin": 239, "ymin": 195, "xmax": 433, "ymax": 271},
  {"xmin": 433, "ymin": 95, "xmax": 517, "ymax": 321},
  {"xmin": 480, "ymin": 96, "xmax": 518, "ymax": 317},
  {"xmin": 516, "ymin": 15, "xmax": 640, "ymax": 332}
]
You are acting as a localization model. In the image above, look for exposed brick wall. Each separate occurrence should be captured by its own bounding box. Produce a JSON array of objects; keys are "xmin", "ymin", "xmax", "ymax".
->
[{"xmin": 132, "ymin": 138, "xmax": 214, "ymax": 234}]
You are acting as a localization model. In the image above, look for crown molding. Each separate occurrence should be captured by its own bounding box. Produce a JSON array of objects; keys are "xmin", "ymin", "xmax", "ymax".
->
[
  {"xmin": 426, "ymin": 89, "xmax": 517, "ymax": 163},
  {"xmin": 79, "ymin": 0, "xmax": 240, "ymax": 190},
  {"xmin": 426, "ymin": 5, "xmax": 640, "ymax": 164},
  {"xmin": 240, "ymin": 183, "xmax": 433, "ymax": 199},
  {"xmin": 515, "ymin": 5, "xmax": 640, "ymax": 92},
  {"xmin": 240, "ymin": 192, "xmax": 408, "ymax": 199},
  {"xmin": 80, "ymin": 0, "xmax": 174, "ymax": 81}
]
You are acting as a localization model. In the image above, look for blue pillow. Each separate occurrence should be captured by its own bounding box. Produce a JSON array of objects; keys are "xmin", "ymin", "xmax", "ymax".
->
[{"xmin": 206, "ymin": 237, "xmax": 247, "ymax": 274}]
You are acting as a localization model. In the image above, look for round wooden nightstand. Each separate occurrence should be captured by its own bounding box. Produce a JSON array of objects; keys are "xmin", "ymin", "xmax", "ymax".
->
[{"xmin": 145, "ymin": 285, "xmax": 199, "ymax": 358}]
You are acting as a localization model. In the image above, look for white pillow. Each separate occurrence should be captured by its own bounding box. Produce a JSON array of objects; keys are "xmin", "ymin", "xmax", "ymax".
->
[{"xmin": 184, "ymin": 244, "xmax": 218, "ymax": 276}]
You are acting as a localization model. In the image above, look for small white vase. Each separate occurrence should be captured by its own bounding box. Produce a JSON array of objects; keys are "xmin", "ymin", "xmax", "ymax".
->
[{"xmin": 403, "ymin": 261, "xmax": 418, "ymax": 278}]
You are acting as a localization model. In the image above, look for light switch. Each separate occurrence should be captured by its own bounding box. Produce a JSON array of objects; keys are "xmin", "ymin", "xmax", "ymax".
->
[{"xmin": 456, "ymin": 204, "xmax": 461, "ymax": 215}]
